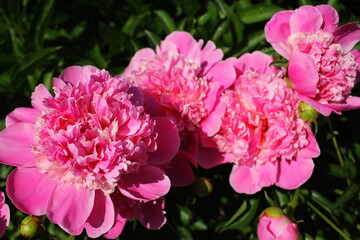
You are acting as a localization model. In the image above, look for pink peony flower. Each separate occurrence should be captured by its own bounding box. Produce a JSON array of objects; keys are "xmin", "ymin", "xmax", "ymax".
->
[
  {"xmin": 198, "ymin": 51, "xmax": 320, "ymax": 194},
  {"xmin": 123, "ymin": 31, "xmax": 235, "ymax": 186},
  {"xmin": 265, "ymin": 5, "xmax": 360, "ymax": 116},
  {"xmin": 0, "ymin": 192, "xmax": 10, "ymax": 238},
  {"xmin": 257, "ymin": 207, "xmax": 299, "ymax": 240},
  {"xmin": 0, "ymin": 66, "xmax": 180, "ymax": 238}
]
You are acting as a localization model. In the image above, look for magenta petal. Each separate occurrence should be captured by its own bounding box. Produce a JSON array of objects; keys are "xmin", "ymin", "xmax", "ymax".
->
[
  {"xmin": 299, "ymin": 96, "xmax": 333, "ymax": 116},
  {"xmin": 5, "ymin": 107, "xmax": 39, "ymax": 127},
  {"xmin": 136, "ymin": 198, "xmax": 166, "ymax": 230},
  {"xmin": 333, "ymin": 22, "xmax": 360, "ymax": 53},
  {"xmin": 47, "ymin": 184, "xmax": 95, "ymax": 231},
  {"xmin": 288, "ymin": 51, "xmax": 319, "ymax": 97},
  {"xmin": 58, "ymin": 65, "xmax": 100, "ymax": 86},
  {"xmin": 103, "ymin": 213, "xmax": 127, "ymax": 239},
  {"xmin": 290, "ymin": 6, "xmax": 323, "ymax": 33},
  {"xmin": 265, "ymin": 10, "xmax": 293, "ymax": 58},
  {"xmin": 197, "ymin": 147, "xmax": 231, "ymax": 169},
  {"xmin": 315, "ymin": 5, "xmax": 339, "ymax": 33},
  {"xmin": 229, "ymin": 162, "xmax": 278, "ymax": 194},
  {"xmin": 199, "ymin": 41, "xmax": 224, "ymax": 72},
  {"xmin": 31, "ymin": 84, "xmax": 51, "ymax": 111},
  {"xmin": 327, "ymin": 96, "xmax": 360, "ymax": 113},
  {"xmin": 206, "ymin": 60, "xmax": 236, "ymax": 89},
  {"xmin": 123, "ymin": 48, "xmax": 155, "ymax": 77},
  {"xmin": 201, "ymin": 100, "xmax": 226, "ymax": 137},
  {"xmin": 162, "ymin": 31, "xmax": 199, "ymax": 58},
  {"xmin": 0, "ymin": 123, "xmax": 36, "ymax": 167},
  {"xmin": 119, "ymin": 165, "xmax": 170, "ymax": 201},
  {"xmin": 276, "ymin": 158, "xmax": 314, "ymax": 189},
  {"xmin": 148, "ymin": 117, "xmax": 180, "ymax": 165},
  {"xmin": 6, "ymin": 168, "xmax": 55, "ymax": 215},
  {"xmin": 166, "ymin": 151, "xmax": 196, "ymax": 187},
  {"xmin": 84, "ymin": 190, "xmax": 115, "ymax": 238},
  {"xmin": 299, "ymin": 125, "xmax": 320, "ymax": 160},
  {"xmin": 0, "ymin": 192, "xmax": 9, "ymax": 238}
]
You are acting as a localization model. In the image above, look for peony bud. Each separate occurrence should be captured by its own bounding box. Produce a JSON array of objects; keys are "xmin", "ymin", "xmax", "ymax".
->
[
  {"xmin": 192, "ymin": 177, "xmax": 213, "ymax": 197},
  {"xmin": 299, "ymin": 102, "xmax": 319, "ymax": 122},
  {"xmin": 19, "ymin": 215, "xmax": 44, "ymax": 239},
  {"xmin": 257, "ymin": 207, "xmax": 299, "ymax": 240}
]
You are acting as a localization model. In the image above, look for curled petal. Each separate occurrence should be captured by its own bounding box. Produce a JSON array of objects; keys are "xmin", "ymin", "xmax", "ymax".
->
[
  {"xmin": 315, "ymin": 4, "xmax": 339, "ymax": 33},
  {"xmin": 333, "ymin": 22, "xmax": 360, "ymax": 53},
  {"xmin": 103, "ymin": 213, "xmax": 127, "ymax": 239},
  {"xmin": 31, "ymin": 84, "xmax": 51, "ymax": 111},
  {"xmin": 276, "ymin": 158, "xmax": 314, "ymax": 189},
  {"xmin": 288, "ymin": 51, "xmax": 319, "ymax": 98},
  {"xmin": 238, "ymin": 51, "xmax": 277, "ymax": 75},
  {"xmin": 58, "ymin": 65, "xmax": 100, "ymax": 86},
  {"xmin": 290, "ymin": 6, "xmax": 323, "ymax": 33},
  {"xmin": 5, "ymin": 107, "xmax": 39, "ymax": 127},
  {"xmin": 119, "ymin": 165, "xmax": 171, "ymax": 201}
]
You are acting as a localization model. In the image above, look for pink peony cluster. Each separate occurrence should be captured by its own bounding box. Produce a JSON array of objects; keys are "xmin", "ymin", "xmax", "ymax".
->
[
  {"xmin": 0, "ymin": 4, "xmax": 359, "ymax": 239},
  {"xmin": 265, "ymin": 5, "xmax": 360, "ymax": 116},
  {"xmin": 0, "ymin": 192, "xmax": 9, "ymax": 238},
  {"xmin": 0, "ymin": 66, "xmax": 179, "ymax": 238}
]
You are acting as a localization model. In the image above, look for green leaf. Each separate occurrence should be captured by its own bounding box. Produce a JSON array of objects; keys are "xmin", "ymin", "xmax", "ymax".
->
[
  {"xmin": 144, "ymin": 30, "xmax": 161, "ymax": 49},
  {"xmin": 154, "ymin": 10, "xmax": 177, "ymax": 33},
  {"xmin": 333, "ymin": 182, "xmax": 360, "ymax": 208},
  {"xmin": 122, "ymin": 12, "xmax": 150, "ymax": 36},
  {"xmin": 238, "ymin": 4, "xmax": 284, "ymax": 24},
  {"xmin": 225, "ymin": 198, "xmax": 260, "ymax": 231}
]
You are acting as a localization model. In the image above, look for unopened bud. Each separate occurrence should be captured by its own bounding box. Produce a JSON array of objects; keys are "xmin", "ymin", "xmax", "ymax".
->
[
  {"xmin": 192, "ymin": 177, "xmax": 213, "ymax": 197},
  {"xmin": 19, "ymin": 215, "xmax": 44, "ymax": 239},
  {"xmin": 299, "ymin": 102, "xmax": 318, "ymax": 122}
]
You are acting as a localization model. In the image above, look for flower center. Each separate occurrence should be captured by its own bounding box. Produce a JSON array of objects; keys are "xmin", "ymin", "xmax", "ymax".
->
[{"xmin": 33, "ymin": 73, "xmax": 157, "ymax": 194}]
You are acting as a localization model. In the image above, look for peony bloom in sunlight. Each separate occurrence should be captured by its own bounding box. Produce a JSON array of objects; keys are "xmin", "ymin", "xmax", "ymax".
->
[
  {"xmin": 123, "ymin": 31, "xmax": 235, "ymax": 186},
  {"xmin": 198, "ymin": 51, "xmax": 320, "ymax": 194},
  {"xmin": 0, "ymin": 66, "xmax": 180, "ymax": 238},
  {"xmin": 257, "ymin": 207, "xmax": 299, "ymax": 240},
  {"xmin": 0, "ymin": 192, "xmax": 10, "ymax": 238},
  {"xmin": 265, "ymin": 4, "xmax": 360, "ymax": 116}
]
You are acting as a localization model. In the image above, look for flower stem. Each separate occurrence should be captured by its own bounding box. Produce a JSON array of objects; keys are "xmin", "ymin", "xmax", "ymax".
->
[
  {"xmin": 287, "ymin": 188, "xmax": 300, "ymax": 218},
  {"xmin": 306, "ymin": 200, "xmax": 351, "ymax": 240}
]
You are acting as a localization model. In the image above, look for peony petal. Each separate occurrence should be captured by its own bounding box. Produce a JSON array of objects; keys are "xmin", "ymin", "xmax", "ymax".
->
[
  {"xmin": 299, "ymin": 96, "xmax": 333, "ymax": 116},
  {"xmin": 148, "ymin": 117, "xmax": 180, "ymax": 165},
  {"xmin": 119, "ymin": 165, "xmax": 171, "ymax": 201},
  {"xmin": 299, "ymin": 125, "xmax": 320, "ymax": 160},
  {"xmin": 203, "ymin": 81, "xmax": 220, "ymax": 114},
  {"xmin": 31, "ymin": 84, "xmax": 51, "ymax": 111},
  {"xmin": 5, "ymin": 107, "xmax": 39, "ymax": 127},
  {"xmin": 0, "ymin": 197, "xmax": 9, "ymax": 238},
  {"xmin": 229, "ymin": 162, "xmax": 278, "ymax": 194},
  {"xmin": 201, "ymin": 100, "xmax": 226, "ymax": 137},
  {"xmin": 276, "ymin": 158, "xmax": 314, "ymax": 189},
  {"xmin": 161, "ymin": 31, "xmax": 200, "ymax": 58},
  {"xmin": 289, "ymin": 6, "xmax": 323, "ymax": 33},
  {"xmin": 6, "ymin": 167, "xmax": 56, "ymax": 215},
  {"xmin": 205, "ymin": 60, "xmax": 236, "ymax": 89},
  {"xmin": 315, "ymin": 5, "xmax": 339, "ymax": 33},
  {"xmin": 237, "ymin": 51, "xmax": 277, "ymax": 75},
  {"xmin": 199, "ymin": 40, "xmax": 224, "ymax": 72},
  {"xmin": 47, "ymin": 184, "xmax": 95, "ymax": 231},
  {"xmin": 0, "ymin": 122, "xmax": 36, "ymax": 167},
  {"xmin": 103, "ymin": 213, "xmax": 127, "ymax": 239},
  {"xmin": 333, "ymin": 22, "xmax": 360, "ymax": 53},
  {"xmin": 352, "ymin": 49, "xmax": 360, "ymax": 83},
  {"xmin": 123, "ymin": 48, "xmax": 155, "ymax": 78},
  {"xmin": 197, "ymin": 146, "xmax": 232, "ymax": 169},
  {"xmin": 166, "ymin": 151, "xmax": 196, "ymax": 187},
  {"xmin": 257, "ymin": 218, "xmax": 276, "ymax": 239},
  {"xmin": 326, "ymin": 96, "xmax": 360, "ymax": 113},
  {"xmin": 136, "ymin": 198, "xmax": 166, "ymax": 230},
  {"xmin": 58, "ymin": 65, "xmax": 100, "ymax": 86},
  {"xmin": 84, "ymin": 190, "xmax": 115, "ymax": 238},
  {"xmin": 264, "ymin": 10, "xmax": 293, "ymax": 58},
  {"xmin": 288, "ymin": 51, "xmax": 319, "ymax": 98}
]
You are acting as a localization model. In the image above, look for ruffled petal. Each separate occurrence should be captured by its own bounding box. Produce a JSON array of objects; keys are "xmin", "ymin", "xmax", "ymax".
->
[
  {"xmin": 288, "ymin": 51, "xmax": 319, "ymax": 98},
  {"xmin": 31, "ymin": 84, "xmax": 51, "ymax": 111},
  {"xmin": 315, "ymin": 5, "xmax": 339, "ymax": 33},
  {"xmin": 264, "ymin": 10, "xmax": 293, "ymax": 58},
  {"xmin": 84, "ymin": 190, "xmax": 115, "ymax": 238},
  {"xmin": 136, "ymin": 198, "xmax": 166, "ymax": 230},
  {"xmin": 5, "ymin": 107, "xmax": 39, "ymax": 127},
  {"xmin": 229, "ymin": 162, "xmax": 278, "ymax": 194},
  {"xmin": 58, "ymin": 65, "xmax": 100, "ymax": 86},
  {"xmin": 119, "ymin": 165, "xmax": 170, "ymax": 201},
  {"xmin": 0, "ymin": 122, "xmax": 36, "ymax": 167},
  {"xmin": 6, "ymin": 167, "xmax": 56, "ymax": 215},
  {"xmin": 276, "ymin": 158, "xmax": 314, "ymax": 189},
  {"xmin": 289, "ymin": 6, "xmax": 323, "ymax": 33},
  {"xmin": 166, "ymin": 151, "xmax": 196, "ymax": 187},
  {"xmin": 148, "ymin": 117, "xmax": 180, "ymax": 165},
  {"xmin": 299, "ymin": 125, "xmax": 321, "ymax": 160},
  {"xmin": 237, "ymin": 51, "xmax": 277, "ymax": 75},
  {"xmin": 47, "ymin": 184, "xmax": 95, "ymax": 231},
  {"xmin": 333, "ymin": 22, "xmax": 360, "ymax": 53}
]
